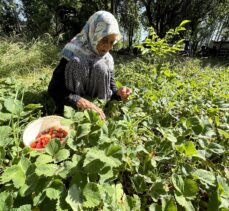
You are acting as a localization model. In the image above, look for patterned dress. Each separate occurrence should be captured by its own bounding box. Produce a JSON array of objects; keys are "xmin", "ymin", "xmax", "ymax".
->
[{"xmin": 48, "ymin": 11, "xmax": 121, "ymax": 115}]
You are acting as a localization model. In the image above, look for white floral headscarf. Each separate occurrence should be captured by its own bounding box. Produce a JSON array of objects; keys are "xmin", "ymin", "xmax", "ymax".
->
[{"xmin": 61, "ymin": 10, "xmax": 121, "ymax": 60}]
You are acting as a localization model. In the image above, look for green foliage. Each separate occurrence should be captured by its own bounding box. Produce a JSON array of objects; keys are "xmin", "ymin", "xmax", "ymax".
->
[
  {"xmin": 136, "ymin": 20, "xmax": 190, "ymax": 63},
  {"xmin": 0, "ymin": 38, "xmax": 228, "ymax": 210}
]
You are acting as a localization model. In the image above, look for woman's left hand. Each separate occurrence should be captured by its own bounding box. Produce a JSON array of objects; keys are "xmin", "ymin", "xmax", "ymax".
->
[{"xmin": 117, "ymin": 86, "xmax": 132, "ymax": 101}]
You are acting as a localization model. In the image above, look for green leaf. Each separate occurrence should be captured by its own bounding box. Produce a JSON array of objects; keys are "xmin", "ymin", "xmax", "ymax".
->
[
  {"xmin": 105, "ymin": 144, "xmax": 122, "ymax": 156},
  {"xmin": 99, "ymin": 166, "xmax": 114, "ymax": 182},
  {"xmin": 54, "ymin": 149, "xmax": 70, "ymax": 162},
  {"xmin": 115, "ymin": 80, "xmax": 123, "ymax": 89},
  {"xmin": 183, "ymin": 179, "xmax": 198, "ymax": 199},
  {"xmin": 35, "ymin": 154, "xmax": 53, "ymax": 165},
  {"xmin": 83, "ymin": 147, "xmax": 122, "ymax": 168},
  {"xmin": 192, "ymin": 169, "xmax": 216, "ymax": 187},
  {"xmin": 24, "ymin": 104, "xmax": 42, "ymax": 110},
  {"xmin": 164, "ymin": 197, "xmax": 177, "ymax": 211},
  {"xmin": 175, "ymin": 193, "xmax": 195, "ymax": 211},
  {"xmin": 218, "ymin": 129, "xmax": 229, "ymax": 139},
  {"xmin": 60, "ymin": 118, "xmax": 74, "ymax": 126},
  {"xmin": 183, "ymin": 141, "xmax": 197, "ymax": 156},
  {"xmin": 126, "ymin": 195, "xmax": 141, "ymax": 211},
  {"xmin": 35, "ymin": 164, "xmax": 58, "ymax": 177},
  {"xmin": 0, "ymin": 147, "xmax": 5, "ymax": 160},
  {"xmin": 208, "ymin": 143, "xmax": 225, "ymax": 154},
  {"xmin": 4, "ymin": 98, "xmax": 23, "ymax": 114},
  {"xmin": 179, "ymin": 20, "xmax": 191, "ymax": 27},
  {"xmin": 65, "ymin": 185, "xmax": 83, "ymax": 211},
  {"xmin": 131, "ymin": 175, "xmax": 147, "ymax": 194},
  {"xmin": 83, "ymin": 183, "xmax": 101, "ymax": 208},
  {"xmin": 67, "ymin": 137, "xmax": 78, "ymax": 151},
  {"xmin": 77, "ymin": 123, "xmax": 91, "ymax": 138},
  {"xmin": 149, "ymin": 203, "xmax": 161, "ymax": 211},
  {"xmin": 166, "ymin": 133, "xmax": 177, "ymax": 143},
  {"xmin": 0, "ymin": 191, "xmax": 13, "ymax": 211},
  {"xmin": 1, "ymin": 165, "xmax": 26, "ymax": 188},
  {"xmin": 217, "ymin": 176, "xmax": 229, "ymax": 197},
  {"xmin": 188, "ymin": 117, "xmax": 203, "ymax": 135},
  {"xmin": 46, "ymin": 180, "xmax": 65, "ymax": 200},
  {"xmin": 172, "ymin": 174, "xmax": 184, "ymax": 193},
  {"xmin": 0, "ymin": 126, "xmax": 12, "ymax": 139},
  {"xmin": 59, "ymin": 156, "xmax": 81, "ymax": 179},
  {"xmin": 207, "ymin": 188, "xmax": 220, "ymax": 211},
  {"xmin": 13, "ymin": 205, "xmax": 32, "ymax": 211},
  {"xmin": 45, "ymin": 139, "xmax": 61, "ymax": 156},
  {"xmin": 150, "ymin": 182, "xmax": 167, "ymax": 201},
  {"xmin": 0, "ymin": 112, "xmax": 12, "ymax": 122}
]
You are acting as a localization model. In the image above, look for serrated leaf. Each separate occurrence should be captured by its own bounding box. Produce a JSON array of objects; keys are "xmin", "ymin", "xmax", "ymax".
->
[
  {"xmin": 163, "ymin": 197, "xmax": 177, "ymax": 211},
  {"xmin": 183, "ymin": 141, "xmax": 197, "ymax": 156},
  {"xmin": 131, "ymin": 175, "xmax": 147, "ymax": 194},
  {"xmin": 99, "ymin": 166, "xmax": 114, "ymax": 182},
  {"xmin": 208, "ymin": 143, "xmax": 225, "ymax": 154},
  {"xmin": 77, "ymin": 123, "xmax": 91, "ymax": 138},
  {"xmin": 54, "ymin": 149, "xmax": 70, "ymax": 162},
  {"xmin": 45, "ymin": 139, "xmax": 61, "ymax": 156},
  {"xmin": 46, "ymin": 180, "xmax": 65, "ymax": 200},
  {"xmin": 59, "ymin": 159, "xmax": 80, "ymax": 179},
  {"xmin": 218, "ymin": 129, "xmax": 229, "ymax": 138},
  {"xmin": 0, "ymin": 112, "xmax": 12, "ymax": 122},
  {"xmin": 150, "ymin": 182, "xmax": 167, "ymax": 201},
  {"xmin": 1, "ymin": 165, "xmax": 25, "ymax": 188},
  {"xmin": 217, "ymin": 176, "xmax": 229, "ymax": 197},
  {"xmin": 35, "ymin": 164, "xmax": 58, "ymax": 177},
  {"xmin": 192, "ymin": 169, "xmax": 216, "ymax": 187},
  {"xmin": 60, "ymin": 118, "xmax": 74, "ymax": 126},
  {"xmin": 83, "ymin": 183, "xmax": 101, "ymax": 208},
  {"xmin": 183, "ymin": 179, "xmax": 198, "ymax": 199},
  {"xmin": 19, "ymin": 157, "xmax": 30, "ymax": 172},
  {"xmin": 65, "ymin": 185, "xmax": 83, "ymax": 211},
  {"xmin": 83, "ymin": 147, "xmax": 122, "ymax": 168},
  {"xmin": 0, "ymin": 191, "xmax": 13, "ymax": 211},
  {"xmin": 4, "ymin": 98, "xmax": 23, "ymax": 114},
  {"xmin": 13, "ymin": 204, "xmax": 31, "ymax": 211},
  {"xmin": 175, "ymin": 193, "xmax": 195, "ymax": 211},
  {"xmin": 67, "ymin": 137, "xmax": 78, "ymax": 151},
  {"xmin": 105, "ymin": 144, "xmax": 122, "ymax": 156},
  {"xmin": 172, "ymin": 174, "xmax": 184, "ymax": 193},
  {"xmin": 36, "ymin": 154, "xmax": 53, "ymax": 165},
  {"xmin": 188, "ymin": 117, "xmax": 203, "ymax": 135},
  {"xmin": 126, "ymin": 195, "xmax": 141, "ymax": 211},
  {"xmin": 0, "ymin": 126, "xmax": 12, "ymax": 139}
]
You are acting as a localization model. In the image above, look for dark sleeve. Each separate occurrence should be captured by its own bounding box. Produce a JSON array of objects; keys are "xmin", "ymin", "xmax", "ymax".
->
[
  {"xmin": 64, "ymin": 93, "xmax": 81, "ymax": 109},
  {"xmin": 110, "ymin": 69, "xmax": 121, "ymax": 101},
  {"xmin": 48, "ymin": 58, "xmax": 69, "ymax": 103}
]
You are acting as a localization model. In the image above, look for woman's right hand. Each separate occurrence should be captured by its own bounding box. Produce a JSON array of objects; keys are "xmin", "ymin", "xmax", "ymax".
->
[{"xmin": 76, "ymin": 98, "xmax": 106, "ymax": 120}]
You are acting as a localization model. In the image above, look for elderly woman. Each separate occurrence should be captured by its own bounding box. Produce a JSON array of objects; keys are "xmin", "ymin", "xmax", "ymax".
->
[{"xmin": 48, "ymin": 10, "xmax": 132, "ymax": 119}]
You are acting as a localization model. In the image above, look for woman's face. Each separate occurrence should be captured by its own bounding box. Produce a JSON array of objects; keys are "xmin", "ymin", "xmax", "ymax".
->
[{"xmin": 96, "ymin": 34, "xmax": 118, "ymax": 56}]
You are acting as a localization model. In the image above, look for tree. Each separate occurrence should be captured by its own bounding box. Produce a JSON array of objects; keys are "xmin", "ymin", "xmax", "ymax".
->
[
  {"xmin": 139, "ymin": 0, "xmax": 229, "ymax": 55},
  {"xmin": 0, "ymin": 0, "xmax": 21, "ymax": 36},
  {"xmin": 118, "ymin": 0, "xmax": 141, "ymax": 48}
]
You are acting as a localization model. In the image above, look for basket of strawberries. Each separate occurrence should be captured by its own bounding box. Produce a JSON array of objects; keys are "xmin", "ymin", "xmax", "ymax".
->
[{"xmin": 23, "ymin": 115, "xmax": 70, "ymax": 150}]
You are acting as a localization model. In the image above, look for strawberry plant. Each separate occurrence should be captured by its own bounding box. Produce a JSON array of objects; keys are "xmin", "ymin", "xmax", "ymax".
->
[{"xmin": 0, "ymin": 37, "xmax": 228, "ymax": 210}]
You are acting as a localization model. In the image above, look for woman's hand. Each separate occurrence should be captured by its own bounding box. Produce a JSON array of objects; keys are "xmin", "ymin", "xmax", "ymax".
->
[
  {"xmin": 117, "ymin": 86, "xmax": 132, "ymax": 101},
  {"xmin": 76, "ymin": 98, "xmax": 106, "ymax": 120}
]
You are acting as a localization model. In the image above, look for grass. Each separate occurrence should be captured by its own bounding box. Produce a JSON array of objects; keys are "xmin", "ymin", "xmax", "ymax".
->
[
  {"xmin": 0, "ymin": 38, "xmax": 228, "ymax": 87},
  {"xmin": 0, "ymin": 38, "xmax": 59, "ymax": 81}
]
